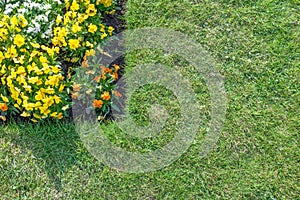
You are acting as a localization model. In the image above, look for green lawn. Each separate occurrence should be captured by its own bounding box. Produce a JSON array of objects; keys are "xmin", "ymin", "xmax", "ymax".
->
[{"xmin": 1, "ymin": 0, "xmax": 299, "ymax": 199}]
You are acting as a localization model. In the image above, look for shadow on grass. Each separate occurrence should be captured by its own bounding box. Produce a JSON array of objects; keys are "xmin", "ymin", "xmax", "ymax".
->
[{"xmin": 11, "ymin": 119, "xmax": 98, "ymax": 191}]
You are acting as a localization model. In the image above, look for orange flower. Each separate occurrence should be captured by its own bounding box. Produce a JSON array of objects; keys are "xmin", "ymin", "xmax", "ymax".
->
[
  {"xmin": 114, "ymin": 90, "xmax": 122, "ymax": 97},
  {"xmin": 73, "ymin": 83, "xmax": 82, "ymax": 92},
  {"xmin": 82, "ymin": 60, "xmax": 89, "ymax": 67},
  {"xmin": 111, "ymin": 72, "xmax": 118, "ymax": 80},
  {"xmin": 94, "ymin": 99, "xmax": 103, "ymax": 108},
  {"xmin": 113, "ymin": 64, "xmax": 120, "ymax": 71},
  {"xmin": 100, "ymin": 66, "xmax": 112, "ymax": 73},
  {"xmin": 101, "ymin": 91, "xmax": 110, "ymax": 101},
  {"xmin": 71, "ymin": 92, "xmax": 79, "ymax": 99},
  {"xmin": 93, "ymin": 75, "xmax": 101, "ymax": 82},
  {"xmin": 86, "ymin": 70, "xmax": 95, "ymax": 75},
  {"xmin": 0, "ymin": 103, "xmax": 8, "ymax": 112}
]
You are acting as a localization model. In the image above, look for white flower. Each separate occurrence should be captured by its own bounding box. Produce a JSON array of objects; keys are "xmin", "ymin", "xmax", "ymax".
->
[
  {"xmin": 43, "ymin": 4, "xmax": 52, "ymax": 10},
  {"xmin": 45, "ymin": 10, "xmax": 51, "ymax": 16},
  {"xmin": 41, "ymin": 29, "xmax": 52, "ymax": 39},
  {"xmin": 26, "ymin": 27, "xmax": 36, "ymax": 34},
  {"xmin": 35, "ymin": 15, "xmax": 48, "ymax": 22},
  {"xmin": 17, "ymin": 8, "xmax": 27, "ymax": 14},
  {"xmin": 4, "ymin": 8, "xmax": 13, "ymax": 15}
]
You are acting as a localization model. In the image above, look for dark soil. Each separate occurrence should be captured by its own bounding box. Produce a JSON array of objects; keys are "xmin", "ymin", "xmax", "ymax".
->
[
  {"xmin": 103, "ymin": 0, "xmax": 127, "ymax": 34},
  {"xmin": 101, "ymin": 0, "xmax": 127, "ymax": 120}
]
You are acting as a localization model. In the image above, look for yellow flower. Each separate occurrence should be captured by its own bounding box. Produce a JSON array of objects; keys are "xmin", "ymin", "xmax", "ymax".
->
[
  {"xmin": 70, "ymin": 0, "xmax": 80, "ymax": 11},
  {"xmin": 62, "ymin": 105, "xmax": 69, "ymax": 111},
  {"xmin": 18, "ymin": 15, "xmax": 28, "ymax": 28},
  {"xmin": 51, "ymin": 66, "xmax": 61, "ymax": 74},
  {"xmin": 50, "ymin": 112, "xmax": 63, "ymax": 119},
  {"xmin": 86, "ymin": 41, "xmax": 93, "ymax": 48},
  {"xmin": 100, "ymin": 33, "xmax": 108, "ymax": 40},
  {"xmin": 88, "ymin": 24, "xmax": 97, "ymax": 33},
  {"xmin": 108, "ymin": 26, "xmax": 114, "ymax": 35},
  {"xmin": 65, "ymin": 0, "xmax": 70, "ymax": 10},
  {"xmin": 53, "ymin": 95, "xmax": 61, "ymax": 104},
  {"xmin": 58, "ymin": 27, "xmax": 68, "ymax": 37},
  {"xmin": 64, "ymin": 15, "xmax": 70, "ymax": 24},
  {"xmin": 97, "ymin": 0, "xmax": 112, "ymax": 7},
  {"xmin": 85, "ymin": 49, "xmax": 95, "ymax": 56},
  {"xmin": 99, "ymin": 24, "xmax": 105, "ymax": 32},
  {"xmin": 10, "ymin": 15, "xmax": 18, "ymax": 27},
  {"xmin": 20, "ymin": 111, "xmax": 31, "ymax": 117},
  {"xmin": 1, "ymin": 94, "xmax": 9, "ymax": 103},
  {"xmin": 13, "ymin": 34, "xmax": 25, "ymax": 47},
  {"xmin": 59, "ymin": 84, "xmax": 65, "ymax": 92},
  {"xmin": 0, "ymin": 27, "xmax": 8, "ymax": 40},
  {"xmin": 23, "ymin": 85, "xmax": 32, "ymax": 93},
  {"xmin": 101, "ymin": 91, "xmax": 110, "ymax": 101},
  {"xmin": 13, "ymin": 55, "xmax": 25, "ymax": 64},
  {"xmin": 72, "ymin": 23, "xmax": 82, "ymax": 33},
  {"xmin": 39, "ymin": 56, "xmax": 49, "ymax": 65},
  {"xmin": 46, "ymin": 47, "xmax": 55, "ymax": 58},
  {"xmin": 56, "ymin": 15, "xmax": 63, "ymax": 24},
  {"xmin": 5, "ymin": 45, "xmax": 17, "ymax": 58},
  {"xmin": 86, "ymin": 4, "xmax": 97, "ymax": 16},
  {"xmin": 45, "ymin": 75, "xmax": 62, "ymax": 87},
  {"xmin": 35, "ymin": 90, "xmax": 45, "ymax": 101},
  {"xmin": 57, "ymin": 113, "xmax": 63, "ymax": 119},
  {"xmin": 78, "ymin": 13, "xmax": 89, "ymax": 23},
  {"xmin": 28, "ymin": 76, "xmax": 39, "ymax": 84},
  {"xmin": 31, "ymin": 43, "xmax": 40, "ymax": 48},
  {"xmin": 52, "ymin": 37, "xmax": 60, "ymax": 46},
  {"xmin": 68, "ymin": 39, "xmax": 80, "ymax": 50},
  {"xmin": 42, "ymin": 87, "xmax": 55, "ymax": 94},
  {"xmin": 0, "ymin": 115, "xmax": 6, "ymax": 121},
  {"xmin": 33, "ymin": 113, "xmax": 42, "ymax": 119},
  {"xmin": 0, "ymin": 51, "xmax": 4, "ymax": 63},
  {"xmin": 72, "ymin": 11, "xmax": 77, "ymax": 18}
]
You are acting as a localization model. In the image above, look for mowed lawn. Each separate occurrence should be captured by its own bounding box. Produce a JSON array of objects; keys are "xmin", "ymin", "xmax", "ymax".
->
[{"xmin": 1, "ymin": 0, "xmax": 299, "ymax": 199}]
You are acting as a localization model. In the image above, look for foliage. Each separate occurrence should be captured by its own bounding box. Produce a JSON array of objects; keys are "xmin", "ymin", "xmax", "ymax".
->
[{"xmin": 0, "ymin": 0, "xmax": 118, "ymax": 122}]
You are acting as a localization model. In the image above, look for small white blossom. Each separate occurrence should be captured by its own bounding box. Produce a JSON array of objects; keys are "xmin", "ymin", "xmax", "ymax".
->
[
  {"xmin": 43, "ymin": 4, "xmax": 52, "ymax": 10},
  {"xmin": 17, "ymin": 8, "xmax": 28, "ymax": 14},
  {"xmin": 4, "ymin": 8, "xmax": 13, "ymax": 15}
]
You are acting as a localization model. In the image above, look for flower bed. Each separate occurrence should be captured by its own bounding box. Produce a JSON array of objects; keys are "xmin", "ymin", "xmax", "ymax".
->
[{"xmin": 0, "ymin": 0, "xmax": 121, "ymax": 122}]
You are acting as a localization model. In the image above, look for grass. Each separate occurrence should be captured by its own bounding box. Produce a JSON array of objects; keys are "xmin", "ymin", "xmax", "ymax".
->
[{"xmin": 1, "ymin": 0, "xmax": 299, "ymax": 199}]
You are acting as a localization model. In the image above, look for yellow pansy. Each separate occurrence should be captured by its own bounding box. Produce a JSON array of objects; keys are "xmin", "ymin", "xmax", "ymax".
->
[
  {"xmin": 20, "ymin": 111, "xmax": 31, "ymax": 117},
  {"xmin": 88, "ymin": 24, "xmax": 97, "ymax": 33},
  {"xmin": 10, "ymin": 15, "xmax": 18, "ymax": 27},
  {"xmin": 1, "ymin": 94, "xmax": 9, "ymax": 103},
  {"xmin": 13, "ymin": 34, "xmax": 25, "ymax": 47},
  {"xmin": 0, "ymin": 51, "xmax": 4, "ymax": 63},
  {"xmin": 68, "ymin": 39, "xmax": 80, "ymax": 50},
  {"xmin": 5, "ymin": 45, "xmax": 17, "ymax": 58},
  {"xmin": 100, "ymin": 33, "xmax": 108, "ymax": 40},
  {"xmin": 86, "ymin": 4, "xmax": 97, "ymax": 16},
  {"xmin": 70, "ymin": 0, "xmax": 80, "ymax": 11},
  {"xmin": 56, "ymin": 15, "xmax": 63, "ymax": 24},
  {"xmin": 72, "ymin": 23, "xmax": 82, "ymax": 33}
]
